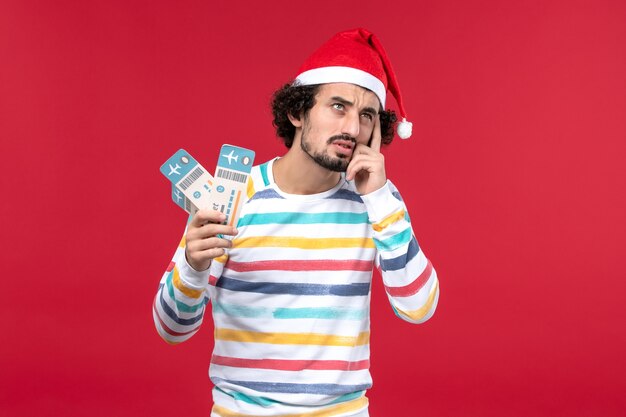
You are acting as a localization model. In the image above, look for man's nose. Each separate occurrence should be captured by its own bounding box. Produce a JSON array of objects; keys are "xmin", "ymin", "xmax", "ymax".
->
[{"xmin": 341, "ymin": 112, "xmax": 360, "ymax": 138}]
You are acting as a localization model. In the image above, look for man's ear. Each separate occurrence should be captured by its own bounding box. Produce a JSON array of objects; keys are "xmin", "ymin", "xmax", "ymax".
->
[{"xmin": 287, "ymin": 112, "xmax": 303, "ymax": 128}]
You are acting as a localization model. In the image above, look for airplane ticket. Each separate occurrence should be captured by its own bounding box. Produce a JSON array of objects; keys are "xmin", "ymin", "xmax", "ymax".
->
[
  {"xmin": 160, "ymin": 145, "xmax": 255, "ymax": 227},
  {"xmin": 210, "ymin": 144, "xmax": 255, "ymax": 226},
  {"xmin": 160, "ymin": 149, "xmax": 214, "ymax": 212}
]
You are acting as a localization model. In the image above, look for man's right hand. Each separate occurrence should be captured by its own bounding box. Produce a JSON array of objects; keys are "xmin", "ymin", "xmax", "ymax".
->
[{"xmin": 184, "ymin": 210, "xmax": 238, "ymax": 272}]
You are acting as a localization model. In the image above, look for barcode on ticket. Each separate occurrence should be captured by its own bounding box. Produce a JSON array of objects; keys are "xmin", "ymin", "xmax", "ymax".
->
[
  {"xmin": 216, "ymin": 168, "xmax": 247, "ymax": 183},
  {"xmin": 179, "ymin": 166, "xmax": 206, "ymax": 190}
]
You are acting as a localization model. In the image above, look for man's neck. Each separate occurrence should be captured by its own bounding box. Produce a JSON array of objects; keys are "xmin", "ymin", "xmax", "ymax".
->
[{"xmin": 272, "ymin": 147, "xmax": 342, "ymax": 195}]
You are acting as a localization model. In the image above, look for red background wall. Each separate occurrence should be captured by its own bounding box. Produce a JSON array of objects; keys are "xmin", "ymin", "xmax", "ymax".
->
[{"xmin": 1, "ymin": 1, "xmax": 625, "ymax": 416}]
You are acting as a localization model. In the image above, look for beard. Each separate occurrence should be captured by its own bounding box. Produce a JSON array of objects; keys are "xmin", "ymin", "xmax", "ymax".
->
[{"xmin": 300, "ymin": 130, "xmax": 355, "ymax": 172}]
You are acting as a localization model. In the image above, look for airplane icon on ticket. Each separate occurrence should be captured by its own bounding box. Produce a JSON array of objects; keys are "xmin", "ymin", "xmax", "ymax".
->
[
  {"xmin": 173, "ymin": 188, "xmax": 183, "ymax": 203},
  {"xmin": 168, "ymin": 163, "xmax": 181, "ymax": 176},
  {"xmin": 222, "ymin": 150, "xmax": 238, "ymax": 165}
]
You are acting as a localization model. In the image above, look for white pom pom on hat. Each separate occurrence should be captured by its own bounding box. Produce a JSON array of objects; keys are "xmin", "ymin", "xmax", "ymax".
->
[
  {"xmin": 397, "ymin": 118, "xmax": 412, "ymax": 139},
  {"xmin": 295, "ymin": 28, "xmax": 413, "ymax": 140}
]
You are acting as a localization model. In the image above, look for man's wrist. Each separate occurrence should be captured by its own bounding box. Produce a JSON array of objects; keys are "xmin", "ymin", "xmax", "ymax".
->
[
  {"xmin": 180, "ymin": 251, "xmax": 211, "ymax": 288},
  {"xmin": 361, "ymin": 180, "xmax": 403, "ymax": 222}
]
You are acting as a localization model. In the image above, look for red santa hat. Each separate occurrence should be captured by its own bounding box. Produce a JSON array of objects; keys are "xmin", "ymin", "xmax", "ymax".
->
[{"xmin": 295, "ymin": 28, "xmax": 413, "ymax": 139}]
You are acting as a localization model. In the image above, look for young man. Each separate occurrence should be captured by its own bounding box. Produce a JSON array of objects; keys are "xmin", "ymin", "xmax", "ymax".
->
[{"xmin": 154, "ymin": 28, "xmax": 440, "ymax": 417}]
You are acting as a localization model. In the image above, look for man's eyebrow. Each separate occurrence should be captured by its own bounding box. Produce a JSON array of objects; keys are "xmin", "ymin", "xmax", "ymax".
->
[
  {"xmin": 331, "ymin": 96, "xmax": 379, "ymax": 115},
  {"xmin": 362, "ymin": 106, "xmax": 379, "ymax": 116},
  {"xmin": 331, "ymin": 96, "xmax": 353, "ymax": 106}
]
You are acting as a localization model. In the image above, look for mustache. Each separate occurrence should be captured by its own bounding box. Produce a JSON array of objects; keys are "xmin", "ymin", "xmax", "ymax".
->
[{"xmin": 326, "ymin": 134, "xmax": 356, "ymax": 145}]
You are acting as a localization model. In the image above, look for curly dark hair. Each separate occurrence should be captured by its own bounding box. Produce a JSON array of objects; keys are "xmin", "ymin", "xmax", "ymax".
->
[{"xmin": 271, "ymin": 82, "xmax": 398, "ymax": 148}]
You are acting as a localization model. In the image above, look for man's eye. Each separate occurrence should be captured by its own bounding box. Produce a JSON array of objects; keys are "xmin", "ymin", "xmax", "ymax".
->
[
  {"xmin": 361, "ymin": 113, "xmax": 373, "ymax": 121},
  {"xmin": 332, "ymin": 103, "xmax": 344, "ymax": 110}
]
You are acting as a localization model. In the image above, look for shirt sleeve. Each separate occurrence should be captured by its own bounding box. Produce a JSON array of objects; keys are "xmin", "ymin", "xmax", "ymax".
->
[
  {"xmin": 152, "ymin": 231, "xmax": 213, "ymax": 344},
  {"xmin": 361, "ymin": 181, "xmax": 440, "ymax": 324},
  {"xmin": 152, "ymin": 167, "xmax": 256, "ymax": 343}
]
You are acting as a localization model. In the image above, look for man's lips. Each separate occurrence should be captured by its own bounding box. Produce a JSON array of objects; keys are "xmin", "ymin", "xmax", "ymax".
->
[{"xmin": 330, "ymin": 138, "xmax": 355, "ymax": 155}]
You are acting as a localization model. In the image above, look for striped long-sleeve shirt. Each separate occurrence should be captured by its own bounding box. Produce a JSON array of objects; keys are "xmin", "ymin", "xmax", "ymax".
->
[{"xmin": 153, "ymin": 158, "xmax": 439, "ymax": 417}]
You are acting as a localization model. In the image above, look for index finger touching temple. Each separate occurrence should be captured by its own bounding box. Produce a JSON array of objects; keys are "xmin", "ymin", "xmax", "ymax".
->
[{"xmin": 369, "ymin": 115, "xmax": 382, "ymax": 153}]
